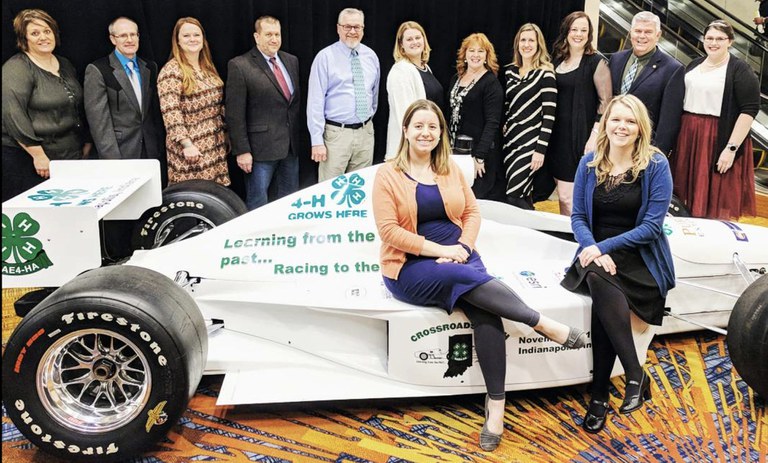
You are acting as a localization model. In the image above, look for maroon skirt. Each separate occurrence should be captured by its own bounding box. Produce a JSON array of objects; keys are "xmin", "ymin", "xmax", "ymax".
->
[{"xmin": 673, "ymin": 113, "xmax": 756, "ymax": 220}]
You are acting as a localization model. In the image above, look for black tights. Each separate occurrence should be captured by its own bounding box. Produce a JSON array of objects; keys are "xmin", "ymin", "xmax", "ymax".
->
[
  {"xmin": 585, "ymin": 272, "xmax": 643, "ymax": 401},
  {"xmin": 458, "ymin": 279, "xmax": 541, "ymax": 400}
]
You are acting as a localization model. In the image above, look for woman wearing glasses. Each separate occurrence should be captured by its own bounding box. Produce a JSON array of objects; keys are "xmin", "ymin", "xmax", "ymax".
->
[
  {"xmin": 158, "ymin": 17, "xmax": 230, "ymax": 186},
  {"xmin": 673, "ymin": 20, "xmax": 759, "ymax": 219},
  {"xmin": 2, "ymin": 9, "xmax": 91, "ymax": 201}
]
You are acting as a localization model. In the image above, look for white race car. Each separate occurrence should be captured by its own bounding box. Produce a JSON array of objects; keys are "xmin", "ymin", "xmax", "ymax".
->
[{"xmin": 2, "ymin": 159, "xmax": 766, "ymax": 462}]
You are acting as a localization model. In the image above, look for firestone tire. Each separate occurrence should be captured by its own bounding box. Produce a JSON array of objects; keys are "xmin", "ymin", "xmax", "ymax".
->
[
  {"xmin": 1, "ymin": 266, "xmax": 207, "ymax": 462},
  {"xmin": 726, "ymin": 275, "xmax": 768, "ymax": 397},
  {"xmin": 132, "ymin": 179, "xmax": 247, "ymax": 250}
]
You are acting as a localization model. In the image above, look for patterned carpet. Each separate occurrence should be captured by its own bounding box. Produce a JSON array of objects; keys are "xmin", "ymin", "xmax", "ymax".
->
[
  {"xmin": 2, "ymin": 201, "xmax": 767, "ymax": 462},
  {"xmin": 2, "ymin": 286, "xmax": 766, "ymax": 462}
]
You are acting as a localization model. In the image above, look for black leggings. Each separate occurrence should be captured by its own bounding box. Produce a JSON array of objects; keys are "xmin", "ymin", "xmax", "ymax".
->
[
  {"xmin": 585, "ymin": 272, "xmax": 643, "ymax": 400},
  {"xmin": 458, "ymin": 279, "xmax": 541, "ymax": 400}
]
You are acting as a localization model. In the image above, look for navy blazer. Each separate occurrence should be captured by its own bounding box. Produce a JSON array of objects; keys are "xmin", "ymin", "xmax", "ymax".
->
[{"xmin": 609, "ymin": 48, "xmax": 685, "ymax": 155}]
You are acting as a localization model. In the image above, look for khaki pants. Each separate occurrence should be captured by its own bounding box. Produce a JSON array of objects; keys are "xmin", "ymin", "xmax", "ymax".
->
[{"xmin": 318, "ymin": 121, "xmax": 374, "ymax": 182}]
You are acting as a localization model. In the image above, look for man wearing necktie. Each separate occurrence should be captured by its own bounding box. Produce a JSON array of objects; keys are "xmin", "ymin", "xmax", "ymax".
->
[
  {"xmin": 84, "ymin": 17, "xmax": 164, "ymax": 163},
  {"xmin": 608, "ymin": 11, "xmax": 684, "ymax": 156},
  {"xmin": 226, "ymin": 16, "xmax": 301, "ymax": 210},
  {"xmin": 308, "ymin": 8, "xmax": 380, "ymax": 182}
]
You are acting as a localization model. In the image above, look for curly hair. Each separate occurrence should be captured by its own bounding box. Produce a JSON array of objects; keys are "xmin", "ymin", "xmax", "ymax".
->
[{"xmin": 456, "ymin": 32, "xmax": 499, "ymax": 77}]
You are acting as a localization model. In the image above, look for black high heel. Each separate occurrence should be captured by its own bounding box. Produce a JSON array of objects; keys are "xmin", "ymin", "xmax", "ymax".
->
[
  {"xmin": 479, "ymin": 394, "xmax": 503, "ymax": 451},
  {"xmin": 619, "ymin": 371, "xmax": 652, "ymax": 414},
  {"xmin": 583, "ymin": 399, "xmax": 610, "ymax": 434}
]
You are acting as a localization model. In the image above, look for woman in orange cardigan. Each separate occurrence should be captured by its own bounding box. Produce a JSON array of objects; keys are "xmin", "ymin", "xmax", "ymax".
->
[{"xmin": 372, "ymin": 99, "xmax": 586, "ymax": 452}]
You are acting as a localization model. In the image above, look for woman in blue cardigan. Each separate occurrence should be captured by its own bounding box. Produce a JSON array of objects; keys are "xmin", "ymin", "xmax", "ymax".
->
[{"xmin": 562, "ymin": 94, "xmax": 675, "ymax": 434}]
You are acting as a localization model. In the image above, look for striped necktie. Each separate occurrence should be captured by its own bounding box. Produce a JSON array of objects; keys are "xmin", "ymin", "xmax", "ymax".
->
[
  {"xmin": 351, "ymin": 50, "xmax": 369, "ymax": 122},
  {"xmin": 620, "ymin": 57, "xmax": 638, "ymax": 95}
]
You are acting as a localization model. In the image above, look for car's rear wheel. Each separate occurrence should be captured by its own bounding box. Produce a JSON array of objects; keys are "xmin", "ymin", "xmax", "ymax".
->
[
  {"xmin": 132, "ymin": 180, "xmax": 246, "ymax": 250},
  {"xmin": 2, "ymin": 266, "xmax": 207, "ymax": 462},
  {"xmin": 727, "ymin": 275, "xmax": 767, "ymax": 397}
]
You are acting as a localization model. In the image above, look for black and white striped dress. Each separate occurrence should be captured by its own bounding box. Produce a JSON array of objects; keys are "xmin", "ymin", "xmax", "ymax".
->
[{"xmin": 501, "ymin": 65, "xmax": 557, "ymax": 199}]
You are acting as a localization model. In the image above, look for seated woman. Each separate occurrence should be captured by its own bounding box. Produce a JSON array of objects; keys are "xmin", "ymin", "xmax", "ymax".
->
[
  {"xmin": 372, "ymin": 99, "xmax": 587, "ymax": 452},
  {"xmin": 562, "ymin": 94, "xmax": 675, "ymax": 433}
]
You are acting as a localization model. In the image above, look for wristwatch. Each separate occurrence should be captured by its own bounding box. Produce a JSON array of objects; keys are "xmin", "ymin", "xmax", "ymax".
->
[{"xmin": 726, "ymin": 142, "xmax": 738, "ymax": 152}]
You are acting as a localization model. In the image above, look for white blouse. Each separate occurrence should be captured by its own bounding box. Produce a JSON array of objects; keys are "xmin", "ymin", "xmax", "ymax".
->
[{"xmin": 683, "ymin": 63, "xmax": 726, "ymax": 116}]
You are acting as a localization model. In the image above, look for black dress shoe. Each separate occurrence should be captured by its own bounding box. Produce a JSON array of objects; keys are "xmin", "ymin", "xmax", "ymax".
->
[
  {"xmin": 620, "ymin": 371, "xmax": 652, "ymax": 414},
  {"xmin": 583, "ymin": 399, "xmax": 610, "ymax": 434}
]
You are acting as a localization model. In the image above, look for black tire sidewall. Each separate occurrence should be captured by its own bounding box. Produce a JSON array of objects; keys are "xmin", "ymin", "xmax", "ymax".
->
[
  {"xmin": 727, "ymin": 275, "xmax": 768, "ymax": 397},
  {"xmin": 2, "ymin": 296, "xmax": 189, "ymax": 462}
]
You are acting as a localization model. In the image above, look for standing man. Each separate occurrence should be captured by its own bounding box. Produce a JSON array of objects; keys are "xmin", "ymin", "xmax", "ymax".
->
[
  {"xmin": 308, "ymin": 8, "xmax": 380, "ymax": 182},
  {"xmin": 226, "ymin": 16, "xmax": 301, "ymax": 210},
  {"xmin": 609, "ymin": 11, "xmax": 684, "ymax": 156},
  {"xmin": 84, "ymin": 17, "xmax": 163, "ymax": 161}
]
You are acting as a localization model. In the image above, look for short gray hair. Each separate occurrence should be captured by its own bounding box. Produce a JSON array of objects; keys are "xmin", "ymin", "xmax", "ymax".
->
[
  {"xmin": 631, "ymin": 11, "xmax": 660, "ymax": 31},
  {"xmin": 338, "ymin": 8, "xmax": 364, "ymax": 24}
]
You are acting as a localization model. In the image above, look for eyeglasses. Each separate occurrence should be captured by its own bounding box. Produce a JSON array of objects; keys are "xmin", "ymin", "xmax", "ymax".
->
[
  {"xmin": 703, "ymin": 36, "xmax": 729, "ymax": 43},
  {"xmin": 112, "ymin": 32, "xmax": 139, "ymax": 41},
  {"xmin": 338, "ymin": 24, "xmax": 364, "ymax": 32}
]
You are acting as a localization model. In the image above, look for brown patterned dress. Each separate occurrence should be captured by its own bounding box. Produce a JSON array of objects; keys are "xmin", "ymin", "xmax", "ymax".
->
[{"xmin": 157, "ymin": 59, "xmax": 230, "ymax": 185}]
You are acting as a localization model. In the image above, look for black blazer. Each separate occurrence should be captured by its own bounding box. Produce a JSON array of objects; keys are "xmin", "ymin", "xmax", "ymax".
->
[
  {"xmin": 226, "ymin": 48, "xmax": 301, "ymax": 161},
  {"xmin": 84, "ymin": 53, "xmax": 164, "ymax": 160},
  {"xmin": 609, "ymin": 48, "xmax": 685, "ymax": 155}
]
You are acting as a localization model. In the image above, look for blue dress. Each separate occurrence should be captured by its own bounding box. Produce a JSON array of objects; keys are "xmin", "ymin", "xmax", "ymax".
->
[{"xmin": 383, "ymin": 179, "xmax": 493, "ymax": 313}]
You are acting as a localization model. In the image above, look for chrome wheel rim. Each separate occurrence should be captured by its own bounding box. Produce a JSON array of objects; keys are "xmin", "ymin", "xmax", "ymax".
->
[
  {"xmin": 37, "ymin": 329, "xmax": 151, "ymax": 434},
  {"xmin": 153, "ymin": 212, "xmax": 215, "ymax": 247}
]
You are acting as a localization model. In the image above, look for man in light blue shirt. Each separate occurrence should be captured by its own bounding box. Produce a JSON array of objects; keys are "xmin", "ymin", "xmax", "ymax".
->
[{"xmin": 307, "ymin": 8, "xmax": 380, "ymax": 182}]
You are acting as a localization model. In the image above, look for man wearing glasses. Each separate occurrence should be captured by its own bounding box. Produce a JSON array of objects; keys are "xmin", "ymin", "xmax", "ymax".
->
[
  {"xmin": 84, "ymin": 16, "xmax": 164, "ymax": 164},
  {"xmin": 308, "ymin": 8, "xmax": 380, "ymax": 182},
  {"xmin": 608, "ymin": 11, "xmax": 684, "ymax": 156}
]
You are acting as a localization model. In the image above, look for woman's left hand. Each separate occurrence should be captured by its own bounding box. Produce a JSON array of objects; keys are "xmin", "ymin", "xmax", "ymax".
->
[
  {"xmin": 578, "ymin": 244, "xmax": 602, "ymax": 268},
  {"xmin": 716, "ymin": 149, "xmax": 735, "ymax": 174},
  {"xmin": 594, "ymin": 254, "xmax": 617, "ymax": 275},
  {"xmin": 531, "ymin": 152, "xmax": 544, "ymax": 172},
  {"xmin": 473, "ymin": 157, "xmax": 485, "ymax": 178}
]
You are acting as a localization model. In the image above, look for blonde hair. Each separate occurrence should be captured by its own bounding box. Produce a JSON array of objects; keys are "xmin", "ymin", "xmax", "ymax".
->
[
  {"xmin": 392, "ymin": 99, "xmax": 452, "ymax": 176},
  {"xmin": 456, "ymin": 33, "xmax": 499, "ymax": 77},
  {"xmin": 512, "ymin": 23, "xmax": 554, "ymax": 72},
  {"xmin": 169, "ymin": 17, "xmax": 222, "ymax": 95},
  {"xmin": 392, "ymin": 21, "xmax": 431, "ymax": 64},
  {"xmin": 589, "ymin": 95, "xmax": 659, "ymax": 185}
]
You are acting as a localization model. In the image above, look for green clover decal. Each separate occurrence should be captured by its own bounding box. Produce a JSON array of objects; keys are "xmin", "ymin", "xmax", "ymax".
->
[
  {"xmin": 451, "ymin": 342, "xmax": 469, "ymax": 362},
  {"xmin": 2, "ymin": 212, "xmax": 53, "ymax": 275},
  {"xmin": 330, "ymin": 173, "xmax": 366, "ymax": 207},
  {"xmin": 28, "ymin": 188, "xmax": 88, "ymax": 202}
]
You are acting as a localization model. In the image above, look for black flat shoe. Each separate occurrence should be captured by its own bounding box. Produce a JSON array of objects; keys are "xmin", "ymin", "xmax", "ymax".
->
[
  {"xmin": 479, "ymin": 394, "xmax": 502, "ymax": 451},
  {"xmin": 620, "ymin": 371, "xmax": 652, "ymax": 414},
  {"xmin": 535, "ymin": 327, "xmax": 588, "ymax": 349},
  {"xmin": 583, "ymin": 399, "xmax": 610, "ymax": 434}
]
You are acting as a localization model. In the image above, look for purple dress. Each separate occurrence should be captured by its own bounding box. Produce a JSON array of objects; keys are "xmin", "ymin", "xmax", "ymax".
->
[{"xmin": 383, "ymin": 179, "xmax": 493, "ymax": 313}]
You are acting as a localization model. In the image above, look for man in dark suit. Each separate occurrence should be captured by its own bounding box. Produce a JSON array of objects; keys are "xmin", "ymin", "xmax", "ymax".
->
[
  {"xmin": 226, "ymin": 16, "xmax": 301, "ymax": 210},
  {"xmin": 84, "ymin": 17, "xmax": 163, "ymax": 162},
  {"xmin": 609, "ymin": 11, "xmax": 684, "ymax": 156}
]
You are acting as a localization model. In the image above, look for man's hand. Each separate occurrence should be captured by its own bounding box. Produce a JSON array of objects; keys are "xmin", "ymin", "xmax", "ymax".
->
[
  {"xmin": 237, "ymin": 153, "xmax": 253, "ymax": 173},
  {"xmin": 311, "ymin": 144, "xmax": 327, "ymax": 163}
]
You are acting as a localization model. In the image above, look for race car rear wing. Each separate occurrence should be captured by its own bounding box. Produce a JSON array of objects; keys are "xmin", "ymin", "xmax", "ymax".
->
[{"xmin": 2, "ymin": 159, "xmax": 161, "ymax": 288}]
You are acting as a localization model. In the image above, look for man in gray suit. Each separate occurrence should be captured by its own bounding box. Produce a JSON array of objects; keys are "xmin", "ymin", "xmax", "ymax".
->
[
  {"xmin": 226, "ymin": 16, "xmax": 301, "ymax": 210},
  {"xmin": 84, "ymin": 17, "xmax": 163, "ymax": 162}
]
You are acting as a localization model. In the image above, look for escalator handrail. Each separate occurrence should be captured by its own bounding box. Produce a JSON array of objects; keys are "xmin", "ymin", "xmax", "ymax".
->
[{"xmin": 670, "ymin": 0, "xmax": 768, "ymax": 53}]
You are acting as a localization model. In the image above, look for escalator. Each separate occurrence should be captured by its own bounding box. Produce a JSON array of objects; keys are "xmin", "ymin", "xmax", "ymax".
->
[{"xmin": 598, "ymin": 0, "xmax": 768, "ymax": 193}]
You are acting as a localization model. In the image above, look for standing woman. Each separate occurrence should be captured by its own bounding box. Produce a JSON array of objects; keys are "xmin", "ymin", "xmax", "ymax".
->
[
  {"xmin": 548, "ymin": 11, "xmax": 612, "ymax": 215},
  {"xmin": 501, "ymin": 23, "xmax": 557, "ymax": 209},
  {"xmin": 562, "ymin": 95, "xmax": 674, "ymax": 434},
  {"xmin": 385, "ymin": 21, "xmax": 444, "ymax": 159},
  {"xmin": 158, "ymin": 17, "xmax": 230, "ymax": 186},
  {"xmin": 2, "ymin": 9, "xmax": 91, "ymax": 202},
  {"xmin": 374, "ymin": 99, "xmax": 586, "ymax": 451},
  {"xmin": 673, "ymin": 20, "xmax": 758, "ymax": 219},
  {"xmin": 448, "ymin": 33, "xmax": 504, "ymax": 200}
]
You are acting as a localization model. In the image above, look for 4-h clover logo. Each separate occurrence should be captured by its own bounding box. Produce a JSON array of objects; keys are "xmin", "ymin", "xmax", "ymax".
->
[
  {"xmin": 450, "ymin": 342, "xmax": 470, "ymax": 362},
  {"xmin": 330, "ymin": 173, "xmax": 366, "ymax": 207},
  {"xmin": 28, "ymin": 188, "xmax": 88, "ymax": 202},
  {"xmin": 2, "ymin": 212, "xmax": 53, "ymax": 275}
]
